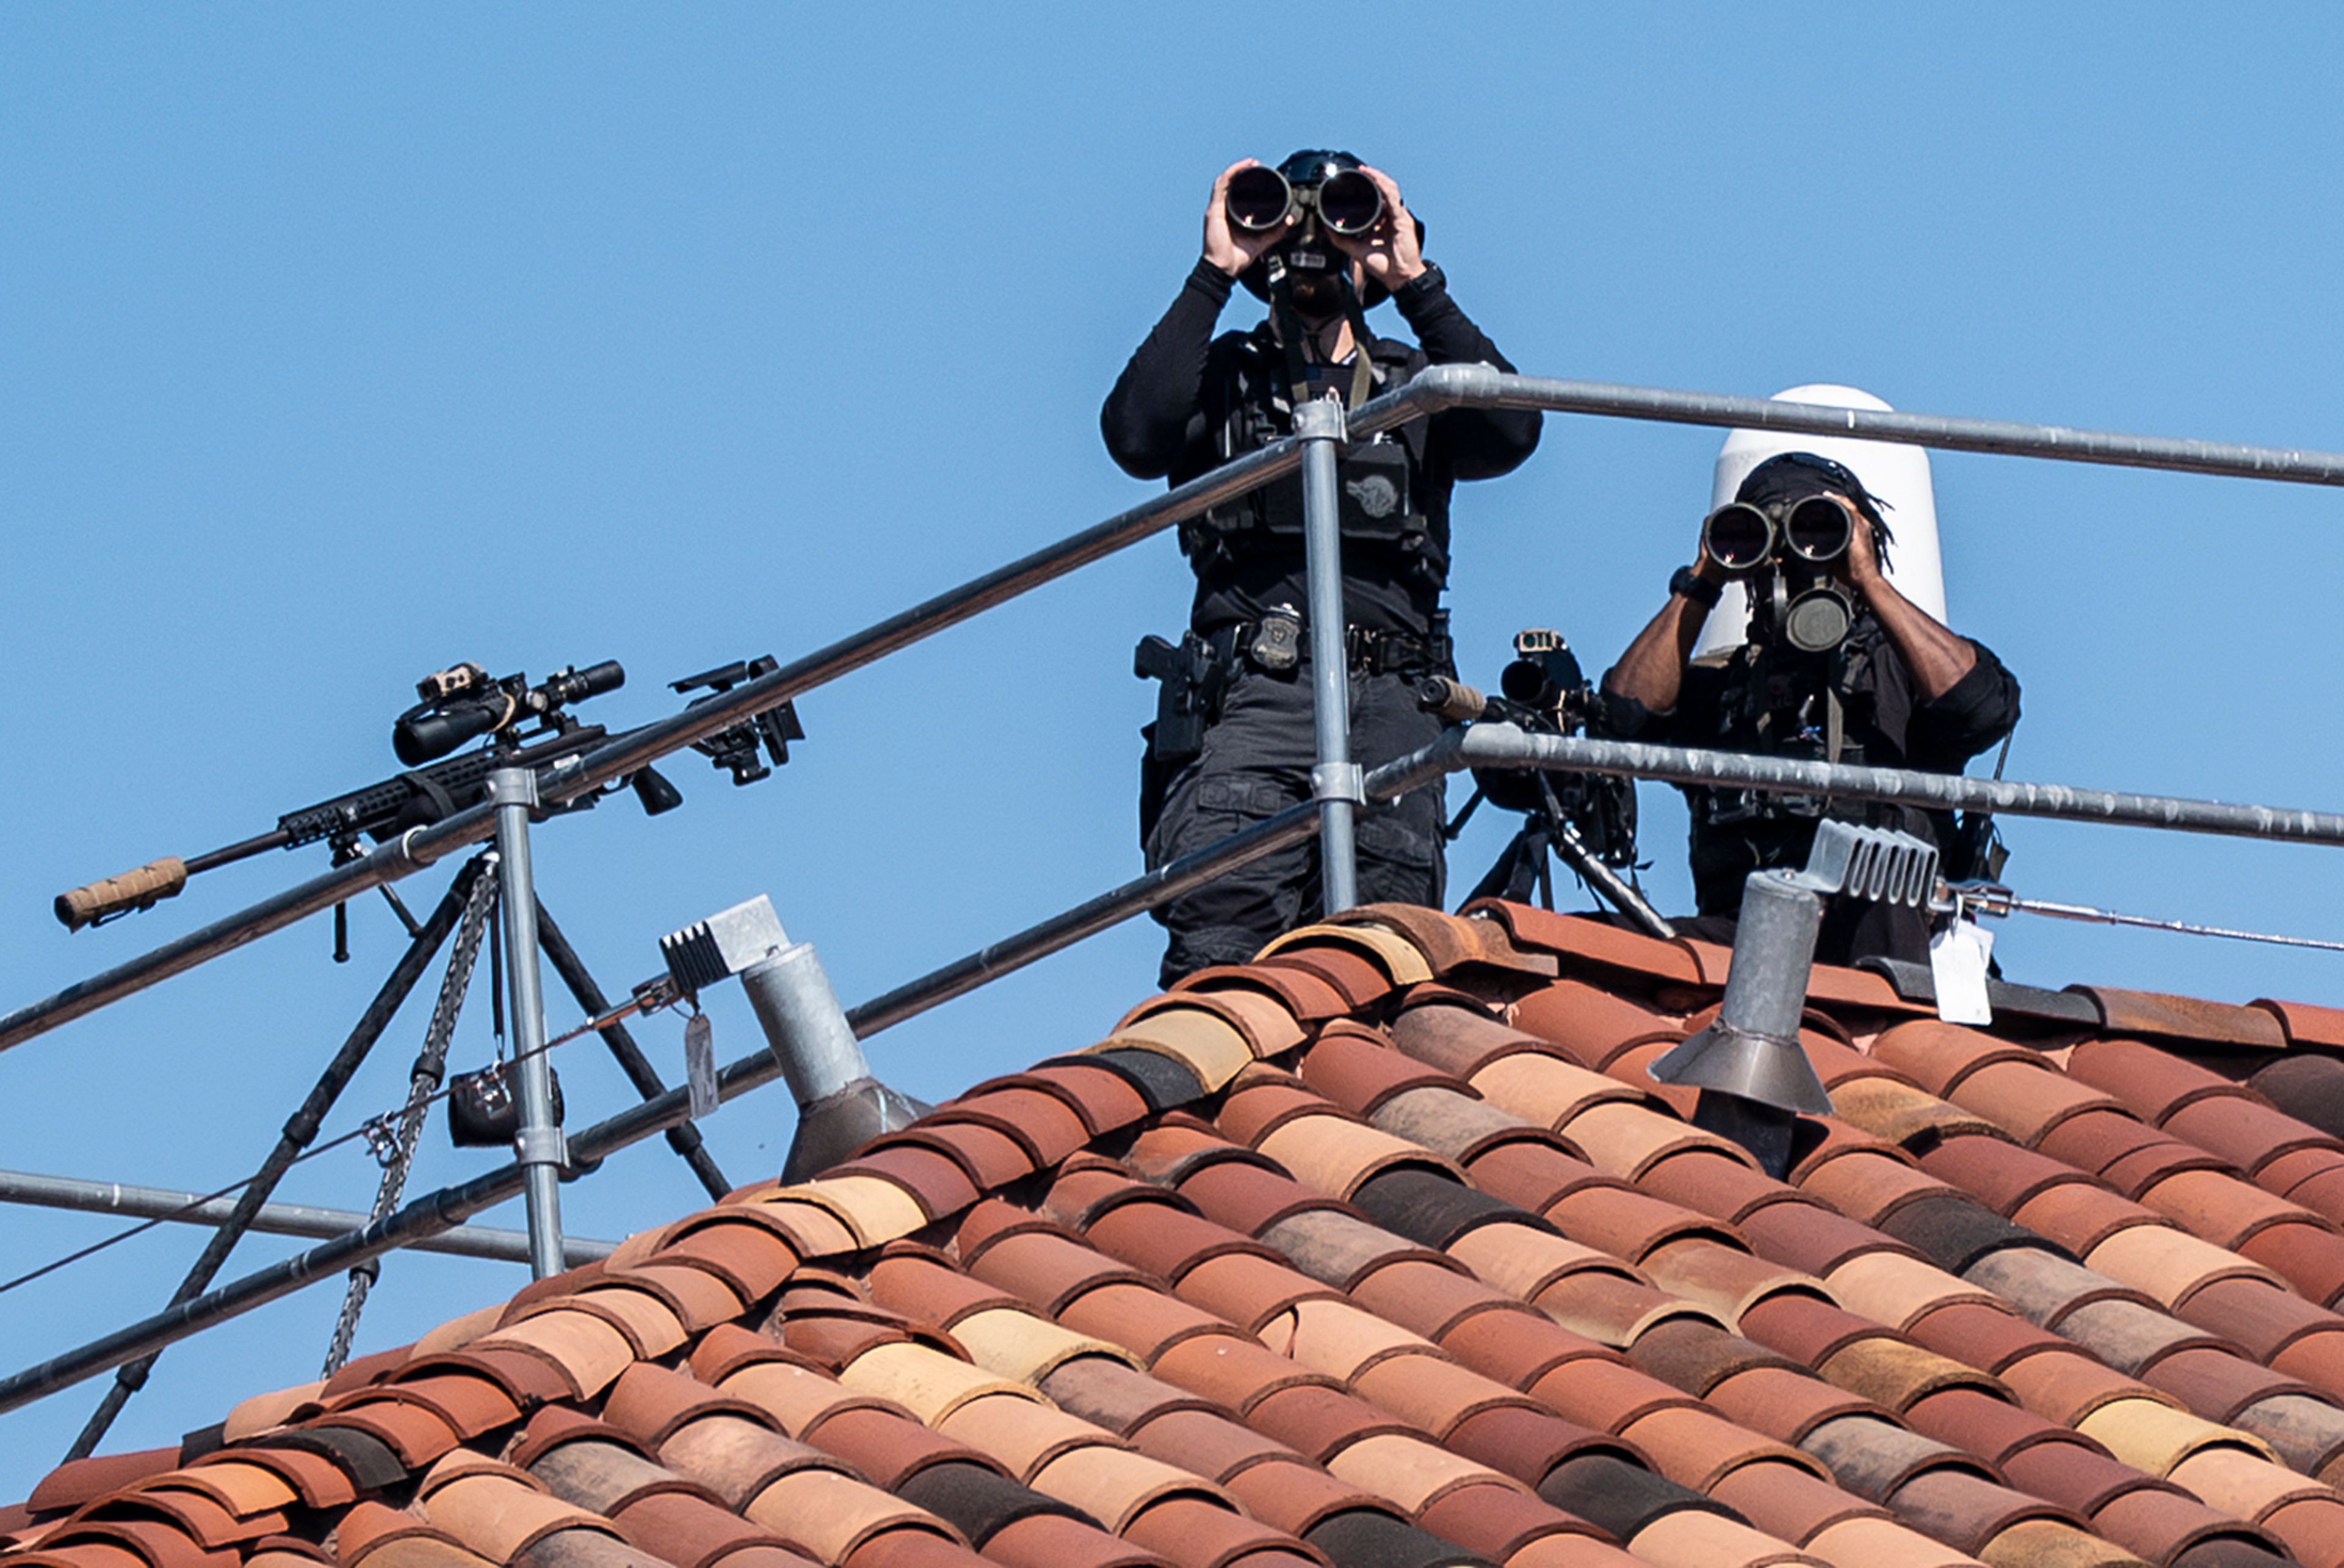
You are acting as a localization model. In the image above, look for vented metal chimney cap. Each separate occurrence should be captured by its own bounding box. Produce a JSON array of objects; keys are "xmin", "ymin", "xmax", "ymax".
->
[{"xmin": 1649, "ymin": 1019, "xmax": 1835, "ymax": 1115}]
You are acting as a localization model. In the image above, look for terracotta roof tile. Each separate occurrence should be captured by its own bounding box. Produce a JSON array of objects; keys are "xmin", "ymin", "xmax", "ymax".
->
[
  {"xmin": 1637, "ymin": 1148, "xmax": 1809, "ymax": 1227},
  {"xmin": 1409, "ymin": 1481, "xmax": 1592, "ymax": 1562},
  {"xmin": 1257, "ymin": 950, "xmax": 1392, "ymax": 1011},
  {"xmin": 1709, "ymin": 1459, "xmax": 1893, "ymax": 1547},
  {"xmin": 1500, "ymin": 980, "xmax": 1687, "ymax": 1078},
  {"xmin": 24, "ymin": 1461, "xmax": 182, "ymax": 1521},
  {"xmin": 2250, "ymin": 997, "xmax": 2344, "ymax": 1051},
  {"xmin": 1254, "ymin": 1210, "xmax": 1445, "ymax": 1294},
  {"xmin": 1459, "ymin": 904, "xmax": 1704, "ymax": 986},
  {"xmin": 1173, "ymin": 966, "xmax": 1350, "ymax": 1023},
  {"xmin": 2174, "ymin": 1097, "xmax": 2344, "ymax": 1180},
  {"xmin": 34, "ymin": 898, "xmax": 2344, "ymax": 1568},
  {"xmin": 1705, "ymin": 1365, "xmax": 1886, "ymax": 1445},
  {"xmin": 2063, "ymin": 989, "xmax": 2287, "ymax": 1051}
]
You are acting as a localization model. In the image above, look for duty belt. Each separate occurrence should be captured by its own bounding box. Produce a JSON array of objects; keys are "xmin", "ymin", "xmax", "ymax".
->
[
  {"xmin": 1347, "ymin": 624, "xmax": 1452, "ymax": 676},
  {"xmin": 1214, "ymin": 614, "xmax": 1452, "ymax": 679}
]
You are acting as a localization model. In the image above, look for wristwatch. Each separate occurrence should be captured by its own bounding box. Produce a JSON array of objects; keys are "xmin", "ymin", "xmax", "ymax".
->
[
  {"xmin": 1392, "ymin": 263, "xmax": 1446, "ymax": 307},
  {"xmin": 1669, "ymin": 565, "xmax": 1723, "ymax": 609}
]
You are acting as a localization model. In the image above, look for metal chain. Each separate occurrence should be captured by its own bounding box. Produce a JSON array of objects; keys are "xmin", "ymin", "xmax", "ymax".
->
[{"xmin": 320, "ymin": 858, "xmax": 498, "ymax": 1376}]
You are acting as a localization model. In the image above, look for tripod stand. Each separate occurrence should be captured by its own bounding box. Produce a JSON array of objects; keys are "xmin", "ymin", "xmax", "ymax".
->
[
  {"xmin": 63, "ymin": 847, "xmax": 729, "ymax": 1459},
  {"xmin": 1450, "ymin": 771, "xmax": 1677, "ymax": 940}
]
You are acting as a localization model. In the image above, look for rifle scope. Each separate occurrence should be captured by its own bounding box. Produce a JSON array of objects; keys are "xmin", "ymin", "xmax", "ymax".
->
[{"xmin": 392, "ymin": 660, "xmax": 625, "ymax": 767}]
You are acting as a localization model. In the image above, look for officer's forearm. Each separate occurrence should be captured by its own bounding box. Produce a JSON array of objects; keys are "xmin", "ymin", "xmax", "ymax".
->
[
  {"xmin": 1393, "ymin": 273, "xmax": 1541, "ymax": 476},
  {"xmin": 1860, "ymin": 574, "xmax": 1977, "ymax": 701},
  {"xmin": 1602, "ymin": 590, "xmax": 1710, "ymax": 714},
  {"xmin": 1101, "ymin": 261, "xmax": 1233, "ymax": 479}
]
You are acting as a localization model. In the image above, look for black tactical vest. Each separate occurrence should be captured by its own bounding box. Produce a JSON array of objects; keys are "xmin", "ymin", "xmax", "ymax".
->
[{"xmin": 1178, "ymin": 335, "xmax": 1447, "ymax": 593}]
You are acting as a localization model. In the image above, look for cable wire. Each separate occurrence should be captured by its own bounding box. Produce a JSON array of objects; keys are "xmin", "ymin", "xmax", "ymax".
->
[
  {"xmin": 1976, "ymin": 891, "xmax": 2344, "ymax": 953},
  {"xmin": 0, "ymin": 980, "xmax": 661, "ymax": 1299}
]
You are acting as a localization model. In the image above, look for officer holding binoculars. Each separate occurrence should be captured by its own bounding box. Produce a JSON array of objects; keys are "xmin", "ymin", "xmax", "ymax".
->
[
  {"xmin": 1103, "ymin": 150, "xmax": 1540, "ymax": 984},
  {"xmin": 1599, "ymin": 452, "xmax": 2021, "ymax": 964}
]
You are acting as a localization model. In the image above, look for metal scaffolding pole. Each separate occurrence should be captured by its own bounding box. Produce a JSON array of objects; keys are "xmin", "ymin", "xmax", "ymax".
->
[
  {"xmin": 1295, "ymin": 396, "xmax": 1359, "ymax": 914},
  {"xmin": 0, "ymin": 1169, "xmax": 612, "ymax": 1265},
  {"xmin": 486, "ymin": 770, "xmax": 564, "ymax": 1279}
]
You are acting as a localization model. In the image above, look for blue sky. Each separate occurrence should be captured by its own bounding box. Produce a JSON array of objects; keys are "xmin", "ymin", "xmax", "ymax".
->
[{"xmin": 5, "ymin": 4, "xmax": 2342, "ymax": 1489}]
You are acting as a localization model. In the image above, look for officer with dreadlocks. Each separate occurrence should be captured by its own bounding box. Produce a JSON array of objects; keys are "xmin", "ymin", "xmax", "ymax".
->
[
  {"xmin": 1599, "ymin": 451, "xmax": 2021, "ymax": 964},
  {"xmin": 1103, "ymin": 151, "xmax": 1541, "ymax": 985}
]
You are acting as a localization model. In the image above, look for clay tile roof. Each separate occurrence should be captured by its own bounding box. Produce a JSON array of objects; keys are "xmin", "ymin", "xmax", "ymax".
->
[{"xmin": 25, "ymin": 903, "xmax": 2344, "ymax": 1568}]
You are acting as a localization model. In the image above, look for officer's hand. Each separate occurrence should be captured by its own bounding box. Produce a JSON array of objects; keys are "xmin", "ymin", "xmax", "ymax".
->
[
  {"xmin": 1203, "ymin": 160, "xmax": 1292, "ymax": 278},
  {"xmin": 1837, "ymin": 496, "xmax": 1886, "ymax": 593},
  {"xmin": 1329, "ymin": 165, "xmax": 1428, "ymax": 292},
  {"xmin": 1690, "ymin": 518, "xmax": 1726, "ymax": 583}
]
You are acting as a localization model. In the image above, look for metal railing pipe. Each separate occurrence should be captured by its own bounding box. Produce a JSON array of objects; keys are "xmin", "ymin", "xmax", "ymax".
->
[
  {"xmin": 1358, "ymin": 724, "xmax": 2344, "ymax": 847},
  {"xmin": 844, "ymin": 800, "xmax": 1322, "ymax": 1036},
  {"xmin": 1397, "ymin": 364, "xmax": 2344, "ymax": 487},
  {"xmin": 0, "ymin": 1169, "xmax": 612, "ymax": 1265}
]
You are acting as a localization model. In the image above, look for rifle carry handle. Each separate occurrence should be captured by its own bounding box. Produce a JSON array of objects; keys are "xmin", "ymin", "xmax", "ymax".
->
[{"xmin": 56, "ymin": 857, "xmax": 189, "ymax": 931}]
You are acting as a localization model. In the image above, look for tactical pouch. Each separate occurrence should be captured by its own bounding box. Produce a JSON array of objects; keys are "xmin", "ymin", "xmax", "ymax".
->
[
  {"xmin": 1207, "ymin": 442, "xmax": 1415, "ymax": 544},
  {"xmin": 447, "ymin": 1064, "xmax": 565, "ymax": 1149},
  {"xmin": 1336, "ymin": 440, "xmax": 1413, "ymax": 540}
]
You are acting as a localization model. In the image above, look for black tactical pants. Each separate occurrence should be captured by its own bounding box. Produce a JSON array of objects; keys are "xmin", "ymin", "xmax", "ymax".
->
[{"xmin": 1142, "ymin": 666, "xmax": 1446, "ymax": 987}]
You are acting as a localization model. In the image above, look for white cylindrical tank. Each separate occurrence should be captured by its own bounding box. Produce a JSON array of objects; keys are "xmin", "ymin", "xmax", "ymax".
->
[{"xmin": 1691, "ymin": 385, "xmax": 1948, "ymax": 662}]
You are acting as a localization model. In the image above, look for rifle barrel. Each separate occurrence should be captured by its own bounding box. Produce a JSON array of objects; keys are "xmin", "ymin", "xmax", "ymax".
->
[{"xmin": 185, "ymin": 829, "xmax": 295, "ymax": 876}]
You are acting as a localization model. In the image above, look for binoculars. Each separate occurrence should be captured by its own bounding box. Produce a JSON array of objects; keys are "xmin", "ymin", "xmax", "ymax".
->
[
  {"xmin": 1699, "ymin": 498, "xmax": 1861, "ymax": 654},
  {"xmin": 1226, "ymin": 164, "xmax": 1383, "ymax": 237},
  {"xmin": 1699, "ymin": 495, "xmax": 1854, "ymax": 576}
]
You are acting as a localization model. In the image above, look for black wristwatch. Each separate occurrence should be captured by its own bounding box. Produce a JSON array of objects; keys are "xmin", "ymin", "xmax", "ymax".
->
[
  {"xmin": 1670, "ymin": 565, "xmax": 1723, "ymax": 609},
  {"xmin": 1392, "ymin": 263, "xmax": 1446, "ymax": 308}
]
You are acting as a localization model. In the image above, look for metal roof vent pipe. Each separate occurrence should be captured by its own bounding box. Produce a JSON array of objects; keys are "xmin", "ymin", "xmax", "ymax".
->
[
  {"xmin": 660, "ymin": 896, "xmax": 928, "ymax": 1184},
  {"xmin": 1648, "ymin": 822, "xmax": 1940, "ymax": 1178}
]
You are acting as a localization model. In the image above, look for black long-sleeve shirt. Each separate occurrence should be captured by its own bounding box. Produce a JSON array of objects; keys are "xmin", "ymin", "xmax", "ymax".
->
[
  {"xmin": 1101, "ymin": 260, "xmax": 1541, "ymax": 635},
  {"xmin": 1607, "ymin": 620, "xmax": 2024, "ymax": 915}
]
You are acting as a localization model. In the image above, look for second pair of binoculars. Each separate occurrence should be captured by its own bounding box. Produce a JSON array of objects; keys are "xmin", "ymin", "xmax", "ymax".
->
[
  {"xmin": 1699, "ymin": 493, "xmax": 1857, "ymax": 577},
  {"xmin": 1225, "ymin": 164, "xmax": 1383, "ymax": 237}
]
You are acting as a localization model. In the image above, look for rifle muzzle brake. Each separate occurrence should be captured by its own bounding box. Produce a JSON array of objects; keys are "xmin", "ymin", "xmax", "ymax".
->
[
  {"xmin": 57, "ymin": 857, "xmax": 189, "ymax": 931},
  {"xmin": 1416, "ymin": 676, "xmax": 1489, "ymax": 724}
]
